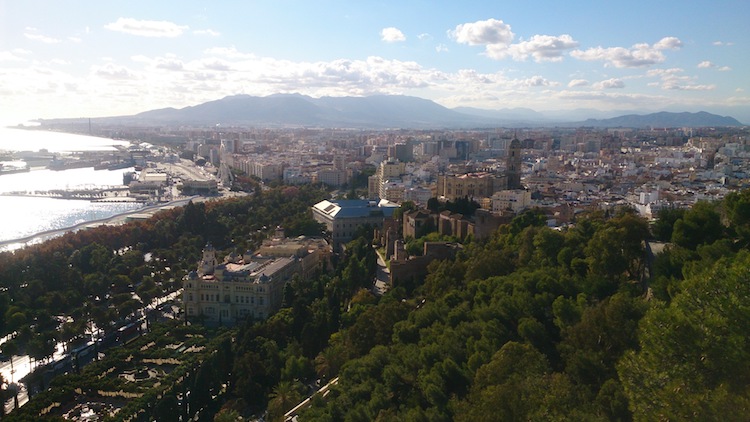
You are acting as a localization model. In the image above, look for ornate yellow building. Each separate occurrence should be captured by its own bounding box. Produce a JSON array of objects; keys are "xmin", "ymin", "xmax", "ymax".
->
[{"xmin": 183, "ymin": 238, "xmax": 327, "ymax": 325}]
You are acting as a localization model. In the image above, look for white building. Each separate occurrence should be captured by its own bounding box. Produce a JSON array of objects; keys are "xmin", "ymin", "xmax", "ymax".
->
[{"xmin": 491, "ymin": 190, "xmax": 532, "ymax": 213}]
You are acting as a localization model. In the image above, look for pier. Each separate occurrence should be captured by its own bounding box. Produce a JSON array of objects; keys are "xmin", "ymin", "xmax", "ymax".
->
[{"xmin": 1, "ymin": 187, "xmax": 135, "ymax": 201}]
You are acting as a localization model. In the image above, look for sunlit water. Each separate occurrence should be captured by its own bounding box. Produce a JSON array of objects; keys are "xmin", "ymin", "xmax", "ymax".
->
[
  {"xmin": 0, "ymin": 128, "xmax": 145, "ymax": 250},
  {"xmin": 0, "ymin": 126, "xmax": 129, "ymax": 153}
]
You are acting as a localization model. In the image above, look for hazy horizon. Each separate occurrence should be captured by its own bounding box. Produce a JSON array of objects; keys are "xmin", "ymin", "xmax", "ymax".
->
[{"xmin": 1, "ymin": 1, "xmax": 748, "ymax": 124}]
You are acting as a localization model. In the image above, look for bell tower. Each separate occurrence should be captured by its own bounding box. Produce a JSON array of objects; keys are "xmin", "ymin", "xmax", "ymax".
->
[
  {"xmin": 199, "ymin": 242, "xmax": 217, "ymax": 276},
  {"xmin": 506, "ymin": 137, "xmax": 522, "ymax": 190}
]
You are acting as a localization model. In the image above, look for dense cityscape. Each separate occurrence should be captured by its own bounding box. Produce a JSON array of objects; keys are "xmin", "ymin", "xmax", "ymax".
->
[
  {"xmin": 2, "ymin": 1, "xmax": 749, "ymax": 421},
  {"xmin": 0, "ymin": 119, "xmax": 747, "ymax": 420}
]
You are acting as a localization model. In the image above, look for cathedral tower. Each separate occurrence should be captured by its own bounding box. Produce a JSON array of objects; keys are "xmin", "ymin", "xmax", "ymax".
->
[{"xmin": 506, "ymin": 138, "xmax": 522, "ymax": 190}]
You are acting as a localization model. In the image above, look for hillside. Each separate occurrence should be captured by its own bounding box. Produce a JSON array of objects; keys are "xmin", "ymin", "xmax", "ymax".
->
[
  {"xmin": 576, "ymin": 111, "xmax": 743, "ymax": 128},
  {"xmin": 37, "ymin": 94, "xmax": 745, "ymax": 129}
]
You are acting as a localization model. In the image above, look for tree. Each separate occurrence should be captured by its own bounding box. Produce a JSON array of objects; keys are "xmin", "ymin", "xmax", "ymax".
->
[
  {"xmin": 214, "ymin": 409, "xmax": 243, "ymax": 422},
  {"xmin": 652, "ymin": 207, "xmax": 685, "ymax": 241},
  {"xmin": 618, "ymin": 251, "xmax": 750, "ymax": 421},
  {"xmin": 671, "ymin": 201, "xmax": 722, "ymax": 250},
  {"xmin": 723, "ymin": 189, "xmax": 750, "ymax": 243},
  {"xmin": 267, "ymin": 380, "xmax": 303, "ymax": 422},
  {"xmin": 154, "ymin": 393, "xmax": 180, "ymax": 422}
]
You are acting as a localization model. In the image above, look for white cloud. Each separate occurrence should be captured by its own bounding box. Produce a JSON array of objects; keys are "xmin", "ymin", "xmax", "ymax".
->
[
  {"xmin": 201, "ymin": 59, "xmax": 234, "ymax": 71},
  {"xmin": 653, "ymin": 37, "xmax": 683, "ymax": 50},
  {"xmin": 381, "ymin": 27, "xmax": 406, "ymax": 43},
  {"xmin": 24, "ymin": 32, "xmax": 61, "ymax": 44},
  {"xmin": 737, "ymin": 88, "xmax": 745, "ymax": 93},
  {"xmin": 194, "ymin": 29, "xmax": 220, "ymax": 37},
  {"xmin": 698, "ymin": 61, "xmax": 732, "ymax": 72},
  {"xmin": 417, "ymin": 33, "xmax": 432, "ymax": 41},
  {"xmin": 0, "ymin": 49, "xmax": 31, "ymax": 62},
  {"xmin": 520, "ymin": 75, "xmax": 556, "ymax": 87},
  {"xmin": 593, "ymin": 78, "xmax": 625, "ymax": 89},
  {"xmin": 155, "ymin": 57, "xmax": 185, "ymax": 71},
  {"xmin": 204, "ymin": 46, "xmax": 256, "ymax": 59},
  {"xmin": 68, "ymin": 37, "xmax": 82, "ymax": 43},
  {"xmin": 450, "ymin": 19, "xmax": 577, "ymax": 63},
  {"xmin": 669, "ymin": 84, "xmax": 715, "ymax": 91},
  {"xmin": 436, "ymin": 44, "xmax": 448, "ymax": 53},
  {"xmin": 91, "ymin": 63, "xmax": 137, "ymax": 80},
  {"xmin": 568, "ymin": 79, "xmax": 589, "ymax": 87},
  {"xmin": 647, "ymin": 67, "xmax": 715, "ymax": 91},
  {"xmin": 105, "ymin": 18, "xmax": 188, "ymax": 37},
  {"xmin": 449, "ymin": 18, "xmax": 514, "ymax": 46},
  {"xmin": 713, "ymin": 41, "xmax": 734, "ymax": 46},
  {"xmin": 507, "ymin": 34, "xmax": 579, "ymax": 62},
  {"xmin": 571, "ymin": 36, "xmax": 682, "ymax": 68}
]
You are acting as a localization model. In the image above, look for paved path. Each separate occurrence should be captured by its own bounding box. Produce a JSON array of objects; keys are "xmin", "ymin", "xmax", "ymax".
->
[{"xmin": 373, "ymin": 249, "xmax": 390, "ymax": 295}]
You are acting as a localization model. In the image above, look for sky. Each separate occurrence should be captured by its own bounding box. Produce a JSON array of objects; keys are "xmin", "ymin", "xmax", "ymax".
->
[{"xmin": 1, "ymin": 0, "xmax": 749, "ymax": 124}]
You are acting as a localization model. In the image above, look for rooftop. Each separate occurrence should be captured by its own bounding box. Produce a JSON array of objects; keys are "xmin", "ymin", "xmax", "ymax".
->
[{"xmin": 313, "ymin": 198, "xmax": 399, "ymax": 219}]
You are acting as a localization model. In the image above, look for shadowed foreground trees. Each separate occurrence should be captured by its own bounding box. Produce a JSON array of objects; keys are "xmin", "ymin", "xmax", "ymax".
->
[
  {"xmin": 298, "ymin": 196, "xmax": 750, "ymax": 421},
  {"xmin": 618, "ymin": 251, "xmax": 750, "ymax": 421}
]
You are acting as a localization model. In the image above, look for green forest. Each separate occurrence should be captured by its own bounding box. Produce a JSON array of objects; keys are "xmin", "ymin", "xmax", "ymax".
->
[
  {"xmin": 3, "ymin": 185, "xmax": 750, "ymax": 421},
  {"xmin": 295, "ymin": 190, "xmax": 750, "ymax": 421}
]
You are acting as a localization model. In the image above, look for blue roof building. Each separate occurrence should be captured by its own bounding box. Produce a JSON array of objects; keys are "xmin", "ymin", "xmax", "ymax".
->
[{"xmin": 312, "ymin": 198, "xmax": 398, "ymax": 251}]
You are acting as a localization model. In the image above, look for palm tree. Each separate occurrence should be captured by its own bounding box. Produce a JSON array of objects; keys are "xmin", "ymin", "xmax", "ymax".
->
[
  {"xmin": 213, "ymin": 409, "xmax": 243, "ymax": 421},
  {"xmin": 267, "ymin": 380, "xmax": 302, "ymax": 422}
]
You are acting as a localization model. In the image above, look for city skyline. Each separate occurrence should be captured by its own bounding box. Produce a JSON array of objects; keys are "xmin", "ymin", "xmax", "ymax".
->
[{"xmin": 1, "ymin": 0, "xmax": 749, "ymax": 125}]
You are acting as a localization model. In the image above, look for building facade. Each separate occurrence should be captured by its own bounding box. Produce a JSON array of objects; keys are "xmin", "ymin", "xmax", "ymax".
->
[
  {"xmin": 436, "ymin": 172, "xmax": 506, "ymax": 202},
  {"xmin": 312, "ymin": 199, "xmax": 398, "ymax": 250},
  {"xmin": 182, "ymin": 239, "xmax": 325, "ymax": 325},
  {"xmin": 491, "ymin": 189, "xmax": 531, "ymax": 213}
]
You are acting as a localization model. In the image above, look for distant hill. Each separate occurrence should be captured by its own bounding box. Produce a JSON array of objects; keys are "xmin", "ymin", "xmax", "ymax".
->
[
  {"xmin": 575, "ymin": 111, "xmax": 744, "ymax": 128},
  {"xmin": 98, "ymin": 94, "xmax": 495, "ymax": 129},
  {"xmin": 38, "ymin": 95, "xmax": 745, "ymax": 129}
]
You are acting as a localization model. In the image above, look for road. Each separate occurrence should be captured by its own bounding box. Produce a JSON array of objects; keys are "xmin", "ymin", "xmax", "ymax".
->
[
  {"xmin": 284, "ymin": 377, "xmax": 339, "ymax": 422},
  {"xmin": 373, "ymin": 248, "xmax": 390, "ymax": 296}
]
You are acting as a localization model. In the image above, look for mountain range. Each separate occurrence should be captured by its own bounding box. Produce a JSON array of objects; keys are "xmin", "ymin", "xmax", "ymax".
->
[{"xmin": 41, "ymin": 94, "xmax": 746, "ymax": 129}]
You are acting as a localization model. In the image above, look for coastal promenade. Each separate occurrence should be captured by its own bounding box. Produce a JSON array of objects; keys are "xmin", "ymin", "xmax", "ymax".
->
[{"xmin": 0, "ymin": 196, "xmax": 200, "ymax": 250}]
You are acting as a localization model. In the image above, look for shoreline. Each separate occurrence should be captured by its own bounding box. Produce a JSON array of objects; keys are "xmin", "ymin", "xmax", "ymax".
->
[{"xmin": 0, "ymin": 196, "xmax": 200, "ymax": 251}]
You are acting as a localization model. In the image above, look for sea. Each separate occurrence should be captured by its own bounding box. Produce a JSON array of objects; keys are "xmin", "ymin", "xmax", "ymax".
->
[{"xmin": 0, "ymin": 127, "xmax": 146, "ymax": 251}]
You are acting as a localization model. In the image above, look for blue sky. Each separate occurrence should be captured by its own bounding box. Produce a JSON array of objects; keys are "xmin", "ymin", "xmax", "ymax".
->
[{"xmin": 1, "ymin": 0, "xmax": 748, "ymax": 124}]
